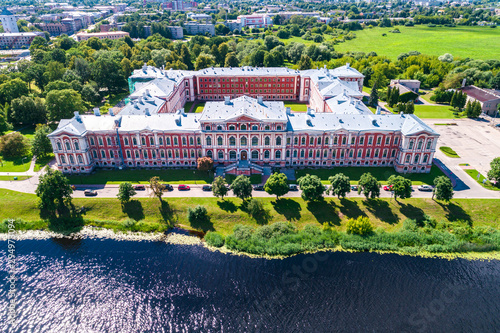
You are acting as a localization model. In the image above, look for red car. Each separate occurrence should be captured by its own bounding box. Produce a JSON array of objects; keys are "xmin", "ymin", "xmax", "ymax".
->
[
  {"xmin": 178, "ymin": 184, "xmax": 190, "ymax": 191},
  {"xmin": 134, "ymin": 185, "xmax": 146, "ymax": 190},
  {"xmin": 383, "ymin": 185, "xmax": 393, "ymax": 191}
]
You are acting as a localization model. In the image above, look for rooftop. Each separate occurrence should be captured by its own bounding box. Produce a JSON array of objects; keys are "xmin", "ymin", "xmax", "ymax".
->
[{"xmin": 461, "ymin": 85, "xmax": 500, "ymax": 103}]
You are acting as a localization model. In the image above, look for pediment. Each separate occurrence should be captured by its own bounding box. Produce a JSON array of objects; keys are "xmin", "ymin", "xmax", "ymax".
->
[{"xmin": 228, "ymin": 115, "xmax": 260, "ymax": 122}]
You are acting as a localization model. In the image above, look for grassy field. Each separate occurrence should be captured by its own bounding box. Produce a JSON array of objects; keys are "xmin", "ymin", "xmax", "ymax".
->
[
  {"xmin": 0, "ymin": 156, "xmax": 32, "ymax": 172},
  {"xmin": 440, "ymin": 146, "xmax": 460, "ymax": 158},
  {"xmin": 334, "ymin": 26, "xmax": 500, "ymax": 60},
  {"xmin": 295, "ymin": 165, "xmax": 445, "ymax": 185},
  {"xmin": 284, "ymin": 101, "xmax": 308, "ymax": 112},
  {"xmin": 464, "ymin": 169, "xmax": 500, "ymax": 191},
  {"xmin": 67, "ymin": 169, "xmax": 214, "ymax": 185},
  {"xmin": 0, "ymin": 176, "xmax": 31, "ymax": 181},
  {"xmin": 277, "ymin": 34, "xmax": 336, "ymax": 46},
  {"xmin": 194, "ymin": 102, "xmax": 206, "ymax": 113},
  {"xmin": 1, "ymin": 189, "xmax": 499, "ymax": 236},
  {"xmin": 413, "ymin": 105, "xmax": 461, "ymax": 119}
]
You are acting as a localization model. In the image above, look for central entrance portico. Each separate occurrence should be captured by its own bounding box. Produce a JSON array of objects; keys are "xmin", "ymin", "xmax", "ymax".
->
[{"xmin": 241, "ymin": 151, "xmax": 247, "ymax": 161}]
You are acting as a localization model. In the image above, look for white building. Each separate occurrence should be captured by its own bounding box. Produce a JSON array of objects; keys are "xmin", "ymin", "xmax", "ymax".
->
[{"xmin": 0, "ymin": 7, "xmax": 19, "ymax": 33}]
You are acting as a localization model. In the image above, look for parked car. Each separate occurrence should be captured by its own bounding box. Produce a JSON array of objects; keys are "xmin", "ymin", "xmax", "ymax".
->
[
  {"xmin": 351, "ymin": 185, "xmax": 359, "ymax": 191},
  {"xmin": 495, "ymin": 123, "xmax": 500, "ymax": 127},
  {"xmin": 418, "ymin": 185, "xmax": 434, "ymax": 192},
  {"xmin": 134, "ymin": 185, "xmax": 146, "ymax": 191},
  {"xmin": 202, "ymin": 185, "xmax": 212, "ymax": 191},
  {"xmin": 162, "ymin": 184, "xmax": 173, "ymax": 191},
  {"xmin": 84, "ymin": 189, "xmax": 97, "ymax": 196},
  {"xmin": 253, "ymin": 185, "xmax": 264, "ymax": 191},
  {"xmin": 178, "ymin": 184, "xmax": 190, "ymax": 191},
  {"xmin": 383, "ymin": 185, "xmax": 393, "ymax": 191},
  {"xmin": 289, "ymin": 184, "xmax": 299, "ymax": 191}
]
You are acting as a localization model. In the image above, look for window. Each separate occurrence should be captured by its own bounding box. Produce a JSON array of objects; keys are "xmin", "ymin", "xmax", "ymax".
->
[
  {"xmin": 229, "ymin": 125, "xmax": 235, "ymax": 131},
  {"xmin": 394, "ymin": 137, "xmax": 399, "ymax": 145},
  {"xmin": 301, "ymin": 137, "xmax": 306, "ymax": 145},
  {"xmin": 252, "ymin": 150, "xmax": 258, "ymax": 159},
  {"xmin": 277, "ymin": 125, "xmax": 282, "ymax": 131},
  {"xmin": 426, "ymin": 140, "xmax": 432, "ymax": 150},
  {"xmin": 308, "ymin": 150, "xmax": 313, "ymax": 158},
  {"xmin": 405, "ymin": 155, "xmax": 411, "ymax": 163},
  {"xmin": 383, "ymin": 149, "xmax": 387, "ymax": 158},
  {"xmin": 391, "ymin": 150, "xmax": 396, "ymax": 157},
  {"xmin": 409, "ymin": 141, "xmax": 414, "ymax": 149},
  {"xmin": 252, "ymin": 125, "xmax": 258, "ymax": 131},
  {"xmin": 366, "ymin": 149, "xmax": 371, "ymax": 158},
  {"xmin": 241, "ymin": 124, "xmax": 247, "ymax": 131},
  {"xmin": 93, "ymin": 151, "xmax": 97, "ymax": 159},
  {"xmin": 218, "ymin": 137, "xmax": 223, "ymax": 146},
  {"xmin": 229, "ymin": 137, "xmax": 236, "ymax": 146},
  {"xmin": 60, "ymin": 155, "xmax": 66, "ymax": 164},
  {"xmin": 293, "ymin": 150, "xmax": 298, "ymax": 158},
  {"xmin": 206, "ymin": 137, "xmax": 212, "ymax": 146},
  {"xmin": 342, "ymin": 137, "xmax": 347, "ymax": 145},
  {"xmin": 190, "ymin": 137, "xmax": 194, "ymax": 145},
  {"xmin": 275, "ymin": 150, "xmax": 281, "ymax": 159},
  {"xmin": 229, "ymin": 151, "xmax": 236, "ymax": 160},
  {"xmin": 205, "ymin": 125, "xmax": 210, "ymax": 131},
  {"xmin": 241, "ymin": 137, "xmax": 247, "ymax": 145},
  {"xmin": 264, "ymin": 137, "xmax": 270, "ymax": 146},
  {"xmin": 334, "ymin": 137, "xmax": 338, "ymax": 145},
  {"xmin": 376, "ymin": 137, "xmax": 381, "ymax": 145},
  {"xmin": 143, "ymin": 150, "xmax": 147, "ymax": 159},
  {"xmin": 159, "ymin": 137, "xmax": 164, "ymax": 146},
  {"xmin": 357, "ymin": 150, "xmax": 362, "ymax": 158},
  {"xmin": 359, "ymin": 137, "xmax": 364, "ymax": 145},
  {"xmin": 124, "ymin": 137, "xmax": 129, "ymax": 146},
  {"xmin": 141, "ymin": 137, "xmax": 146, "ymax": 145},
  {"xmin": 317, "ymin": 137, "xmax": 322, "ymax": 145},
  {"xmin": 217, "ymin": 125, "xmax": 223, "ymax": 131},
  {"xmin": 264, "ymin": 150, "xmax": 270, "ymax": 159},
  {"xmin": 69, "ymin": 155, "xmax": 75, "ymax": 164},
  {"xmin": 417, "ymin": 140, "xmax": 423, "ymax": 150},
  {"xmin": 252, "ymin": 137, "xmax": 258, "ymax": 146},
  {"xmin": 90, "ymin": 137, "xmax": 95, "ymax": 146},
  {"xmin": 294, "ymin": 137, "xmax": 298, "ymax": 145},
  {"xmin": 265, "ymin": 125, "xmax": 270, "ymax": 131},
  {"xmin": 152, "ymin": 150, "xmax": 156, "ymax": 159},
  {"xmin": 300, "ymin": 150, "xmax": 305, "ymax": 158},
  {"xmin": 276, "ymin": 137, "xmax": 282, "ymax": 145},
  {"xmin": 368, "ymin": 137, "xmax": 373, "ymax": 145},
  {"xmin": 133, "ymin": 137, "xmax": 137, "ymax": 145},
  {"xmin": 174, "ymin": 137, "xmax": 178, "ymax": 145},
  {"xmin": 76, "ymin": 155, "xmax": 82, "ymax": 164},
  {"xmin": 57, "ymin": 142, "xmax": 62, "ymax": 150},
  {"xmin": 197, "ymin": 137, "xmax": 201, "ymax": 145},
  {"xmin": 324, "ymin": 150, "xmax": 328, "ymax": 158},
  {"xmin": 182, "ymin": 137, "xmax": 187, "ymax": 145},
  {"xmin": 207, "ymin": 150, "xmax": 213, "ymax": 159},
  {"xmin": 351, "ymin": 137, "xmax": 355, "ymax": 145},
  {"xmin": 414, "ymin": 155, "xmax": 419, "ymax": 164},
  {"xmin": 325, "ymin": 137, "xmax": 329, "ymax": 145},
  {"xmin": 166, "ymin": 137, "xmax": 171, "ymax": 145},
  {"xmin": 161, "ymin": 150, "xmax": 165, "ymax": 158},
  {"xmin": 374, "ymin": 149, "xmax": 379, "ymax": 158},
  {"xmin": 65, "ymin": 142, "xmax": 71, "ymax": 150},
  {"xmin": 98, "ymin": 137, "xmax": 103, "ymax": 145},
  {"xmin": 309, "ymin": 137, "xmax": 314, "ymax": 145},
  {"xmin": 423, "ymin": 155, "xmax": 428, "ymax": 163},
  {"xmin": 218, "ymin": 151, "xmax": 224, "ymax": 160},
  {"xmin": 150, "ymin": 137, "xmax": 154, "ymax": 145},
  {"xmin": 385, "ymin": 137, "xmax": 390, "ymax": 145}
]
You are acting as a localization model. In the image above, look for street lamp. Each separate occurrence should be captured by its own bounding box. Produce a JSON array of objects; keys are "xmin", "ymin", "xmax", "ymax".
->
[{"xmin": 193, "ymin": 170, "xmax": 196, "ymax": 185}]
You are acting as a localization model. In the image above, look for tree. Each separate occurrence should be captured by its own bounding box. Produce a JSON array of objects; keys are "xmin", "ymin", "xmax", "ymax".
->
[
  {"xmin": 357, "ymin": 173, "xmax": 381, "ymax": 199},
  {"xmin": 224, "ymin": 52, "xmax": 239, "ymax": 67},
  {"xmin": 31, "ymin": 124, "xmax": 52, "ymax": 158},
  {"xmin": 10, "ymin": 96, "xmax": 46, "ymax": 125},
  {"xmin": 212, "ymin": 176, "xmax": 228, "ymax": 199},
  {"xmin": 368, "ymin": 82, "xmax": 378, "ymax": 107},
  {"xmin": 297, "ymin": 174, "xmax": 324, "ymax": 201},
  {"xmin": 231, "ymin": 175, "xmax": 253, "ymax": 201},
  {"xmin": 195, "ymin": 54, "xmax": 215, "ymax": 70},
  {"xmin": 328, "ymin": 173, "xmax": 351, "ymax": 199},
  {"xmin": 91, "ymin": 51, "xmax": 127, "ymax": 92},
  {"xmin": 30, "ymin": 36, "xmax": 48, "ymax": 51},
  {"xmin": 197, "ymin": 156, "xmax": 213, "ymax": 174},
  {"xmin": 117, "ymin": 182, "xmax": 136, "ymax": 204},
  {"xmin": 149, "ymin": 176, "xmax": 164, "ymax": 202},
  {"xmin": 405, "ymin": 101, "xmax": 415, "ymax": 114},
  {"xmin": 35, "ymin": 169, "xmax": 73, "ymax": 216},
  {"xmin": 180, "ymin": 44, "xmax": 194, "ymax": 70},
  {"xmin": 188, "ymin": 205, "xmax": 209, "ymax": 226},
  {"xmin": 264, "ymin": 35, "xmax": 283, "ymax": 51},
  {"xmin": 388, "ymin": 175, "xmax": 412, "ymax": 200},
  {"xmin": 346, "ymin": 216, "xmax": 374, "ymax": 235},
  {"xmin": 297, "ymin": 54, "xmax": 313, "ymax": 70},
  {"xmin": 0, "ymin": 104, "xmax": 11, "ymax": 135},
  {"xmin": 46, "ymin": 89, "xmax": 85, "ymax": 122},
  {"xmin": 81, "ymin": 83, "xmax": 101, "ymax": 105},
  {"xmin": 264, "ymin": 172, "xmax": 289, "ymax": 199},
  {"xmin": 0, "ymin": 78, "xmax": 29, "ymax": 105},
  {"xmin": 0, "ymin": 132, "xmax": 29, "ymax": 159},
  {"xmin": 120, "ymin": 58, "xmax": 133, "ymax": 78},
  {"xmin": 433, "ymin": 176, "xmax": 454, "ymax": 201},
  {"xmin": 487, "ymin": 157, "xmax": 500, "ymax": 185},
  {"xmin": 389, "ymin": 87, "xmax": 400, "ymax": 107}
]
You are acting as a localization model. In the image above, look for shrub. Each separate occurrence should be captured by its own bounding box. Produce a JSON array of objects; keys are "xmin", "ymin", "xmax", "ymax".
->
[
  {"xmin": 346, "ymin": 216, "xmax": 374, "ymax": 235},
  {"xmin": 205, "ymin": 231, "xmax": 225, "ymax": 247},
  {"xmin": 187, "ymin": 205, "xmax": 209, "ymax": 225},
  {"xmin": 122, "ymin": 218, "xmax": 136, "ymax": 231},
  {"xmin": 247, "ymin": 198, "xmax": 264, "ymax": 217},
  {"xmin": 403, "ymin": 218, "xmax": 418, "ymax": 231}
]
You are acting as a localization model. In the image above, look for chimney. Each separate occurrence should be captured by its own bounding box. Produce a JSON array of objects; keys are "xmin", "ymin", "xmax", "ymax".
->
[
  {"xmin": 74, "ymin": 111, "xmax": 82, "ymax": 122},
  {"xmin": 224, "ymin": 96, "xmax": 231, "ymax": 105},
  {"xmin": 462, "ymin": 78, "xmax": 466, "ymax": 88},
  {"xmin": 109, "ymin": 108, "xmax": 114, "ymax": 116},
  {"xmin": 257, "ymin": 96, "xmax": 263, "ymax": 104},
  {"xmin": 376, "ymin": 106, "xmax": 381, "ymax": 115},
  {"xmin": 346, "ymin": 63, "xmax": 350, "ymax": 68},
  {"xmin": 145, "ymin": 108, "xmax": 150, "ymax": 116},
  {"xmin": 286, "ymin": 107, "xmax": 291, "ymax": 115},
  {"xmin": 93, "ymin": 107, "xmax": 100, "ymax": 116}
]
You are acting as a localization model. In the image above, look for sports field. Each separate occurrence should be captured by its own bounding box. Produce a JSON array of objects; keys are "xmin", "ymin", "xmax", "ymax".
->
[{"xmin": 334, "ymin": 26, "xmax": 500, "ymax": 60}]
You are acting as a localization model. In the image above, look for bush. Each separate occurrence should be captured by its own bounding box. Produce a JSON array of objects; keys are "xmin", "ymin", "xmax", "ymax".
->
[
  {"xmin": 122, "ymin": 218, "xmax": 137, "ymax": 231},
  {"xmin": 0, "ymin": 132, "xmax": 30, "ymax": 159},
  {"xmin": 205, "ymin": 231, "xmax": 225, "ymax": 247},
  {"xmin": 247, "ymin": 198, "xmax": 264, "ymax": 217},
  {"xmin": 403, "ymin": 218, "xmax": 418, "ymax": 231},
  {"xmin": 187, "ymin": 205, "xmax": 209, "ymax": 225},
  {"xmin": 346, "ymin": 216, "xmax": 374, "ymax": 235}
]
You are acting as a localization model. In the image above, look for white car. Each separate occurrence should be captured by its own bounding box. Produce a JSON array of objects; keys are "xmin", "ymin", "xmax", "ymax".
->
[{"xmin": 417, "ymin": 185, "xmax": 433, "ymax": 192}]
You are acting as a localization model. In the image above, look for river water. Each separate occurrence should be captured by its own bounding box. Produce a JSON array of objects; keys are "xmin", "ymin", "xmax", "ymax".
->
[{"xmin": 1, "ymin": 237, "xmax": 499, "ymax": 332}]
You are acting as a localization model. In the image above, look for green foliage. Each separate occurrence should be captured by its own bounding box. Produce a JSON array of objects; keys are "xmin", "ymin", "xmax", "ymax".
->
[
  {"xmin": 35, "ymin": 169, "xmax": 73, "ymax": 215},
  {"xmin": 297, "ymin": 54, "xmax": 313, "ymax": 70},
  {"xmin": 0, "ymin": 78, "xmax": 29, "ymax": 105},
  {"xmin": 188, "ymin": 205, "xmax": 210, "ymax": 225},
  {"xmin": 212, "ymin": 176, "xmax": 228, "ymax": 199},
  {"xmin": 231, "ymin": 175, "xmax": 253, "ymax": 201},
  {"xmin": 205, "ymin": 231, "xmax": 225, "ymax": 247},
  {"xmin": 10, "ymin": 96, "xmax": 46, "ymax": 126},
  {"xmin": 117, "ymin": 182, "xmax": 136, "ymax": 204},
  {"xmin": 46, "ymin": 89, "xmax": 85, "ymax": 122},
  {"xmin": 149, "ymin": 176, "xmax": 163, "ymax": 202},
  {"xmin": 439, "ymin": 146, "xmax": 460, "ymax": 158},
  {"xmin": 328, "ymin": 173, "xmax": 351, "ymax": 198},
  {"xmin": 298, "ymin": 174, "xmax": 324, "ymax": 201},
  {"xmin": 358, "ymin": 172, "xmax": 381, "ymax": 199},
  {"xmin": 433, "ymin": 176, "xmax": 454, "ymax": 201},
  {"xmin": 31, "ymin": 124, "xmax": 52, "ymax": 158},
  {"xmin": 346, "ymin": 216, "xmax": 374, "ymax": 235},
  {"xmin": 246, "ymin": 198, "xmax": 268, "ymax": 222},
  {"xmin": 487, "ymin": 157, "xmax": 500, "ymax": 184},
  {"xmin": 388, "ymin": 175, "xmax": 413, "ymax": 200},
  {"xmin": 0, "ymin": 104, "xmax": 11, "ymax": 135},
  {"xmin": 368, "ymin": 82, "xmax": 378, "ymax": 107},
  {"xmin": 0, "ymin": 132, "xmax": 29, "ymax": 159},
  {"xmin": 264, "ymin": 172, "xmax": 289, "ymax": 199}
]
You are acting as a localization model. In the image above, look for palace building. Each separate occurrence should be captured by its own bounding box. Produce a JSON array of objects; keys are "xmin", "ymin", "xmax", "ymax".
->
[{"xmin": 48, "ymin": 66, "xmax": 439, "ymax": 175}]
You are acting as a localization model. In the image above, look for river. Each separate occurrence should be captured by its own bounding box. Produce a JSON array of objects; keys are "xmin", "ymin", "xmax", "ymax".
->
[{"xmin": 1, "ymin": 236, "xmax": 499, "ymax": 332}]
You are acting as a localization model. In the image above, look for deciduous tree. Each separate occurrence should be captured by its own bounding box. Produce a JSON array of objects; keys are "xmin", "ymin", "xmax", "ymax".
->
[
  {"xmin": 31, "ymin": 124, "xmax": 52, "ymax": 158},
  {"xmin": 297, "ymin": 174, "xmax": 324, "ymax": 201},
  {"xmin": 264, "ymin": 172, "xmax": 289, "ymax": 199},
  {"xmin": 388, "ymin": 175, "xmax": 412, "ymax": 200},
  {"xmin": 117, "ymin": 182, "xmax": 136, "ymax": 204},
  {"xmin": 358, "ymin": 172, "xmax": 381, "ymax": 199},
  {"xmin": 328, "ymin": 173, "xmax": 351, "ymax": 198},
  {"xmin": 231, "ymin": 175, "xmax": 253, "ymax": 201},
  {"xmin": 487, "ymin": 157, "xmax": 500, "ymax": 185},
  {"xmin": 212, "ymin": 176, "xmax": 228, "ymax": 200},
  {"xmin": 0, "ymin": 132, "xmax": 29, "ymax": 159},
  {"xmin": 46, "ymin": 89, "xmax": 85, "ymax": 122},
  {"xmin": 197, "ymin": 156, "xmax": 213, "ymax": 174},
  {"xmin": 149, "ymin": 176, "xmax": 164, "ymax": 202},
  {"xmin": 433, "ymin": 176, "xmax": 454, "ymax": 201},
  {"xmin": 36, "ymin": 169, "xmax": 73, "ymax": 216}
]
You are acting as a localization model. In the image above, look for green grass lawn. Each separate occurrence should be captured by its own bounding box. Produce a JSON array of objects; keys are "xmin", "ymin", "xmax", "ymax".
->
[
  {"xmin": 420, "ymin": 91, "xmax": 436, "ymax": 104},
  {"xmin": 0, "ymin": 156, "xmax": 32, "ymax": 172},
  {"xmin": 5, "ymin": 125, "xmax": 36, "ymax": 140},
  {"xmin": 34, "ymin": 154, "xmax": 54, "ymax": 172},
  {"xmin": 277, "ymin": 35, "xmax": 336, "ymax": 46},
  {"xmin": 194, "ymin": 102, "xmax": 206, "ymax": 113},
  {"xmin": 464, "ymin": 169, "xmax": 500, "ymax": 191},
  {"xmin": 284, "ymin": 101, "xmax": 308, "ymax": 112},
  {"xmin": 0, "ymin": 189, "xmax": 499, "ymax": 235},
  {"xmin": 335, "ymin": 26, "xmax": 500, "ymax": 60},
  {"xmin": 413, "ymin": 105, "xmax": 462, "ymax": 119},
  {"xmin": 295, "ymin": 165, "xmax": 446, "ymax": 185},
  {"xmin": 67, "ymin": 168, "xmax": 214, "ymax": 185},
  {"xmin": 0, "ymin": 176, "xmax": 31, "ymax": 181},
  {"xmin": 184, "ymin": 101, "xmax": 194, "ymax": 112},
  {"xmin": 105, "ymin": 92, "xmax": 129, "ymax": 107},
  {"xmin": 439, "ymin": 146, "xmax": 460, "ymax": 158}
]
